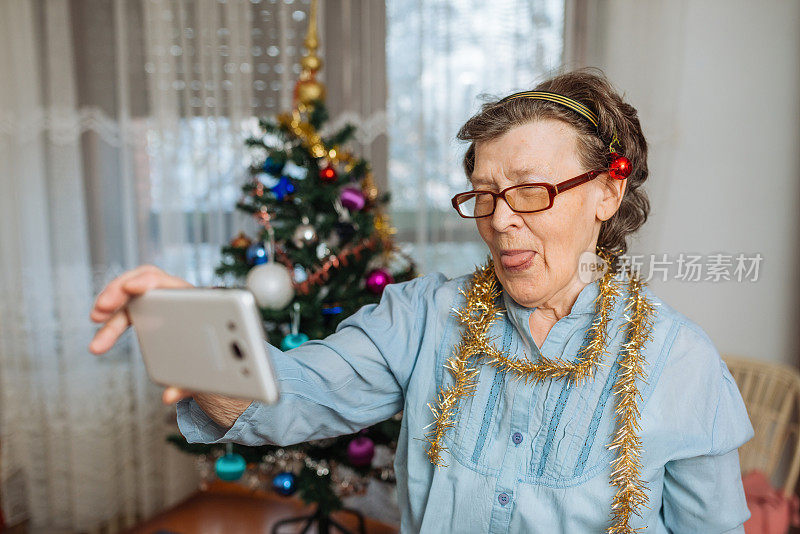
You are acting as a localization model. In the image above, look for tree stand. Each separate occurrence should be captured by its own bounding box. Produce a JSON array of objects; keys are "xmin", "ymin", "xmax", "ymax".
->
[{"xmin": 271, "ymin": 505, "xmax": 366, "ymax": 534}]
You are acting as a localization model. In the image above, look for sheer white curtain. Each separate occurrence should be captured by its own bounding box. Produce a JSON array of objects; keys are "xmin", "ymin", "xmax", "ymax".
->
[
  {"xmin": 0, "ymin": 0, "xmax": 563, "ymax": 529},
  {"xmin": 0, "ymin": 0, "xmax": 325, "ymax": 531},
  {"xmin": 385, "ymin": 0, "xmax": 565, "ymax": 277},
  {"xmin": 0, "ymin": 3, "xmax": 156, "ymax": 531}
]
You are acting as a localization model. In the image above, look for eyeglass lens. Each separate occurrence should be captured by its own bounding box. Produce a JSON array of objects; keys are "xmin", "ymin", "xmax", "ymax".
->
[{"xmin": 455, "ymin": 186, "xmax": 550, "ymax": 217}]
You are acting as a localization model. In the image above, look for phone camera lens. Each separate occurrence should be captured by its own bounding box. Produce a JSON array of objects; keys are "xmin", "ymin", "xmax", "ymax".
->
[{"xmin": 230, "ymin": 341, "xmax": 245, "ymax": 360}]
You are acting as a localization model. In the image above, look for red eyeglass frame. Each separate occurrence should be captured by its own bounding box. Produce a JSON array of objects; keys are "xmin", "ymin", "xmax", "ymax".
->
[{"xmin": 451, "ymin": 169, "xmax": 604, "ymax": 218}]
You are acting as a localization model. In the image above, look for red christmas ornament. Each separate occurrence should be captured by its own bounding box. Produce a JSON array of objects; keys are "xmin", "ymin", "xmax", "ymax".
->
[
  {"xmin": 609, "ymin": 154, "xmax": 632, "ymax": 180},
  {"xmin": 366, "ymin": 268, "xmax": 393, "ymax": 294},
  {"xmin": 319, "ymin": 165, "xmax": 337, "ymax": 183}
]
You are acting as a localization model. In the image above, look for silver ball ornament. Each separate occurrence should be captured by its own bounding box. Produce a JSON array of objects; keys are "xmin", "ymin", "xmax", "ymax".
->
[
  {"xmin": 293, "ymin": 265, "xmax": 308, "ymax": 283},
  {"xmin": 246, "ymin": 263, "xmax": 295, "ymax": 310},
  {"xmin": 292, "ymin": 224, "xmax": 318, "ymax": 248},
  {"xmin": 316, "ymin": 242, "xmax": 332, "ymax": 260}
]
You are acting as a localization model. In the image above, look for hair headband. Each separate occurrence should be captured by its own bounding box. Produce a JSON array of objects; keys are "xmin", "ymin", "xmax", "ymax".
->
[
  {"xmin": 497, "ymin": 90, "xmax": 632, "ymax": 180},
  {"xmin": 499, "ymin": 90, "xmax": 599, "ymax": 128}
]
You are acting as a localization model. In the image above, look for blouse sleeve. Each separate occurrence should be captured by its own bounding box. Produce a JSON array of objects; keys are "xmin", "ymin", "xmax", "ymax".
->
[
  {"xmin": 175, "ymin": 272, "xmax": 448, "ymax": 447},
  {"xmin": 655, "ymin": 322, "xmax": 754, "ymax": 533}
]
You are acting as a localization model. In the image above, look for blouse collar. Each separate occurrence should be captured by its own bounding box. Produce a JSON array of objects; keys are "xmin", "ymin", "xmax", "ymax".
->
[{"xmin": 501, "ymin": 277, "xmax": 602, "ymax": 339}]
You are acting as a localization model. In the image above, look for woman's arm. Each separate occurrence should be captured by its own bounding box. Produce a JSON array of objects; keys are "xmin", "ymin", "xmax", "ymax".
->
[
  {"xmin": 653, "ymin": 323, "xmax": 754, "ymax": 532},
  {"xmin": 662, "ymin": 450, "xmax": 749, "ymax": 533},
  {"xmin": 191, "ymin": 392, "xmax": 252, "ymax": 429},
  {"xmin": 176, "ymin": 272, "xmax": 447, "ymax": 446}
]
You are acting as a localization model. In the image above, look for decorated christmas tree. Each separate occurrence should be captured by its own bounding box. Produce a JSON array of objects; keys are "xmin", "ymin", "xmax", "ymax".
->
[{"xmin": 168, "ymin": 1, "xmax": 416, "ymax": 529}]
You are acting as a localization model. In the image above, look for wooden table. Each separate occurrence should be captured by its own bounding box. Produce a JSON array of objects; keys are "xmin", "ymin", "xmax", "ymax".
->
[{"xmin": 125, "ymin": 482, "xmax": 400, "ymax": 534}]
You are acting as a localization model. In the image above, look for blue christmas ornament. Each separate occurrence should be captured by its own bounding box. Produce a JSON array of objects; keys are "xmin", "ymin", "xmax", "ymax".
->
[
  {"xmin": 263, "ymin": 156, "xmax": 285, "ymax": 176},
  {"xmin": 215, "ymin": 452, "xmax": 246, "ymax": 481},
  {"xmin": 281, "ymin": 332, "xmax": 310, "ymax": 351},
  {"xmin": 246, "ymin": 242, "xmax": 269, "ymax": 265},
  {"xmin": 321, "ymin": 305, "xmax": 343, "ymax": 316},
  {"xmin": 272, "ymin": 471, "xmax": 297, "ymax": 496},
  {"xmin": 321, "ymin": 304, "xmax": 344, "ymax": 326},
  {"xmin": 282, "ymin": 302, "xmax": 308, "ymax": 350},
  {"xmin": 271, "ymin": 176, "xmax": 296, "ymax": 201}
]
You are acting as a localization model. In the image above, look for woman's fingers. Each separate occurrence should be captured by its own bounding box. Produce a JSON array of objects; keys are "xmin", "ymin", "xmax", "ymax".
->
[
  {"xmin": 90, "ymin": 265, "xmax": 161, "ymax": 323},
  {"xmin": 162, "ymin": 387, "xmax": 194, "ymax": 405},
  {"xmin": 88, "ymin": 267, "xmax": 197, "ymax": 404},
  {"xmin": 121, "ymin": 270, "xmax": 190, "ymax": 294},
  {"xmin": 88, "ymin": 265, "xmax": 194, "ymax": 355},
  {"xmin": 88, "ymin": 308, "xmax": 131, "ymax": 355}
]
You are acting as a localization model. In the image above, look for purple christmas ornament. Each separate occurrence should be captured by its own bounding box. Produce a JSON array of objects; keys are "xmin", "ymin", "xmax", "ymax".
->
[
  {"xmin": 366, "ymin": 268, "xmax": 393, "ymax": 295},
  {"xmin": 340, "ymin": 187, "xmax": 366, "ymax": 211},
  {"xmin": 347, "ymin": 436, "xmax": 375, "ymax": 467}
]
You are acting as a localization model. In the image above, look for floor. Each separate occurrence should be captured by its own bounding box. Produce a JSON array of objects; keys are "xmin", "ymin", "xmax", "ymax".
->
[{"xmin": 123, "ymin": 482, "xmax": 400, "ymax": 534}]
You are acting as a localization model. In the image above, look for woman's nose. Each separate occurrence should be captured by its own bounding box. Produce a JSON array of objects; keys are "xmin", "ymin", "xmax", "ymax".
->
[{"xmin": 490, "ymin": 196, "xmax": 521, "ymax": 232}]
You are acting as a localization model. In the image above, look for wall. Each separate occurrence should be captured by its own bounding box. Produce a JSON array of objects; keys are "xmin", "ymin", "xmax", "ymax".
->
[{"xmin": 567, "ymin": 0, "xmax": 800, "ymax": 364}]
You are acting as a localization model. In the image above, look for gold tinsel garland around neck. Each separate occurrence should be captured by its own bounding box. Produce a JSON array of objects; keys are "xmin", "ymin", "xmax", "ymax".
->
[{"xmin": 423, "ymin": 255, "xmax": 657, "ymax": 534}]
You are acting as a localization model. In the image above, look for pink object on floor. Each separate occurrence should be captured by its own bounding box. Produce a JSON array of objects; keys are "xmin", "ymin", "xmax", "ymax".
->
[{"xmin": 743, "ymin": 470, "xmax": 800, "ymax": 534}]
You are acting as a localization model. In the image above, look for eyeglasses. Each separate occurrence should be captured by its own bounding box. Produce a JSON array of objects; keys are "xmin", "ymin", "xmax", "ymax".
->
[{"xmin": 451, "ymin": 169, "xmax": 604, "ymax": 218}]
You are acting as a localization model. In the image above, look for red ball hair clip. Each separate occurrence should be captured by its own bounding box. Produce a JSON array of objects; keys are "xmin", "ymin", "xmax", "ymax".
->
[
  {"xmin": 609, "ymin": 153, "xmax": 632, "ymax": 180},
  {"xmin": 608, "ymin": 131, "xmax": 632, "ymax": 180}
]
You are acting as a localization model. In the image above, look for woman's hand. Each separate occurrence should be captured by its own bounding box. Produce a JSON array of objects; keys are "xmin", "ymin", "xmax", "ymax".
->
[
  {"xmin": 89, "ymin": 264, "xmax": 197, "ymax": 404},
  {"xmin": 88, "ymin": 265, "xmax": 253, "ymax": 427}
]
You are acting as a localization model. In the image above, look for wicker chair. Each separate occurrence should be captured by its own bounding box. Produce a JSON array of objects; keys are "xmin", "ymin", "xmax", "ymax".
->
[{"xmin": 724, "ymin": 355, "xmax": 800, "ymax": 498}]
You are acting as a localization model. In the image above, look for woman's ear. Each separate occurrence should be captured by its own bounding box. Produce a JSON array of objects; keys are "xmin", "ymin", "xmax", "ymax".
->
[{"xmin": 596, "ymin": 174, "xmax": 627, "ymax": 222}]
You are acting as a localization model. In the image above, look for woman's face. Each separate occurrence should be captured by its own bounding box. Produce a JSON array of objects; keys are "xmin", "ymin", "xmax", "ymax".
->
[{"xmin": 472, "ymin": 119, "xmax": 622, "ymax": 308}]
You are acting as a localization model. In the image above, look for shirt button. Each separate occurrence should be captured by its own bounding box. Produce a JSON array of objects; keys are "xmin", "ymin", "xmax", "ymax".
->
[
  {"xmin": 512, "ymin": 432, "xmax": 523, "ymax": 445},
  {"xmin": 498, "ymin": 492, "xmax": 510, "ymax": 506}
]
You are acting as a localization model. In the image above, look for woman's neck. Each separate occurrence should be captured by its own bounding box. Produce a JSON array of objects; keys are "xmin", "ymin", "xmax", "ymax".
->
[{"xmin": 528, "ymin": 274, "xmax": 588, "ymax": 349}]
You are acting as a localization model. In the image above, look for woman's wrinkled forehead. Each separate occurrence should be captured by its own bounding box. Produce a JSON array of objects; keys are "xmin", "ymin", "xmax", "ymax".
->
[
  {"xmin": 469, "ymin": 162, "xmax": 554, "ymax": 188},
  {"xmin": 469, "ymin": 120, "xmax": 580, "ymax": 186}
]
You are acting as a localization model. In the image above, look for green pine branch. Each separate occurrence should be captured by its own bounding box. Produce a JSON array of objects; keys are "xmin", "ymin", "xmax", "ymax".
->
[{"xmin": 195, "ymin": 98, "xmax": 419, "ymax": 509}]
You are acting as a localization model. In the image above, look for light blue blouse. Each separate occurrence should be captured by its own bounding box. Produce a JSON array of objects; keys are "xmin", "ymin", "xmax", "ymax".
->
[{"xmin": 177, "ymin": 270, "xmax": 753, "ymax": 533}]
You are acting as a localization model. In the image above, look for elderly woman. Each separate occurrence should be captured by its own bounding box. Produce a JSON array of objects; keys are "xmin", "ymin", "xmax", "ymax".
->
[{"xmin": 89, "ymin": 69, "xmax": 752, "ymax": 532}]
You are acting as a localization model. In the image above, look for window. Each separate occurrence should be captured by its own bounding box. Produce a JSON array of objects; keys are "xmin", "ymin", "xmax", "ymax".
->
[{"xmin": 386, "ymin": 0, "xmax": 564, "ymax": 276}]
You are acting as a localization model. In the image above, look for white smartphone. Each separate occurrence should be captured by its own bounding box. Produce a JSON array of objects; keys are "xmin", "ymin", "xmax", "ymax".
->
[{"xmin": 127, "ymin": 287, "xmax": 280, "ymax": 404}]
